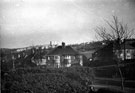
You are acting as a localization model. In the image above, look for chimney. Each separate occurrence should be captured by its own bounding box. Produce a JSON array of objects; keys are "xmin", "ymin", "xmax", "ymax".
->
[
  {"xmin": 62, "ymin": 42, "xmax": 65, "ymax": 48},
  {"xmin": 50, "ymin": 41, "xmax": 52, "ymax": 46}
]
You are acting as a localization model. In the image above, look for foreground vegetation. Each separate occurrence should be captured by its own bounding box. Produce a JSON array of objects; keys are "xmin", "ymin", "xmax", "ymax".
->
[{"xmin": 1, "ymin": 66, "xmax": 94, "ymax": 93}]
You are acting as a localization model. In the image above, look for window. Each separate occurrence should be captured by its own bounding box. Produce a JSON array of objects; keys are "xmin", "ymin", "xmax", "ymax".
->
[
  {"xmin": 42, "ymin": 59, "xmax": 46, "ymax": 65},
  {"xmin": 48, "ymin": 57, "xmax": 50, "ymax": 60},
  {"xmin": 126, "ymin": 53, "xmax": 131, "ymax": 59},
  {"xmin": 126, "ymin": 49, "xmax": 129, "ymax": 53},
  {"xmin": 18, "ymin": 54, "xmax": 20, "ymax": 58},
  {"xmin": 64, "ymin": 55, "xmax": 71, "ymax": 59},
  {"xmin": 54, "ymin": 56, "xmax": 59, "ymax": 59}
]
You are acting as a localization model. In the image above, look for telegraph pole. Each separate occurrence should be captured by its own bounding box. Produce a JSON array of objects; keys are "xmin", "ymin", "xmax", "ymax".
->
[{"xmin": 123, "ymin": 39, "xmax": 126, "ymax": 61}]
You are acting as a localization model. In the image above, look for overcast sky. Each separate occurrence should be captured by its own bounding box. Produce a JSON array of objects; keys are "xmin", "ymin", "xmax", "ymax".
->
[{"xmin": 0, "ymin": 0, "xmax": 135, "ymax": 48}]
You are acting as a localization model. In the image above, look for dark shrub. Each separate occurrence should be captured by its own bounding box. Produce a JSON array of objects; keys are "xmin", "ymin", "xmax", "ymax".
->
[{"xmin": 2, "ymin": 66, "xmax": 94, "ymax": 93}]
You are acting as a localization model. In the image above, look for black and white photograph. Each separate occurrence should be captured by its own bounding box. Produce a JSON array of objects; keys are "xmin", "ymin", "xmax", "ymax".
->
[{"xmin": 1, "ymin": 0, "xmax": 135, "ymax": 93}]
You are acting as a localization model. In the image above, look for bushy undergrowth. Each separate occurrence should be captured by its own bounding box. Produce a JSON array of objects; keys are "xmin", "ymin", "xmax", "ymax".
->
[{"xmin": 2, "ymin": 66, "xmax": 94, "ymax": 93}]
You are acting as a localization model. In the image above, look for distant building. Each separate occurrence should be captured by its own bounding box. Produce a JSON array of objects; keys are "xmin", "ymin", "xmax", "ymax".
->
[
  {"xmin": 115, "ymin": 39, "xmax": 135, "ymax": 60},
  {"xmin": 92, "ymin": 42, "xmax": 114, "ymax": 62},
  {"xmin": 48, "ymin": 41, "xmax": 58, "ymax": 48},
  {"xmin": 45, "ymin": 42, "xmax": 83, "ymax": 68},
  {"xmin": 92, "ymin": 39, "xmax": 135, "ymax": 62}
]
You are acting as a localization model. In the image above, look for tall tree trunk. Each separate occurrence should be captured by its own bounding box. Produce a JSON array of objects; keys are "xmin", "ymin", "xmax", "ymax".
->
[{"xmin": 114, "ymin": 40, "xmax": 125, "ymax": 91}]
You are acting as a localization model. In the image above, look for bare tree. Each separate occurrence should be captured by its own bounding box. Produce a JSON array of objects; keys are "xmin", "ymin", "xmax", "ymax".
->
[
  {"xmin": 95, "ymin": 16, "xmax": 135, "ymax": 60},
  {"xmin": 95, "ymin": 16, "xmax": 135, "ymax": 91},
  {"xmin": 95, "ymin": 16, "xmax": 135, "ymax": 42}
]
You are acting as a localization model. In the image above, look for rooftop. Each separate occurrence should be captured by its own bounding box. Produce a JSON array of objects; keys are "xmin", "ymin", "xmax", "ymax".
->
[{"xmin": 47, "ymin": 42, "xmax": 79, "ymax": 55}]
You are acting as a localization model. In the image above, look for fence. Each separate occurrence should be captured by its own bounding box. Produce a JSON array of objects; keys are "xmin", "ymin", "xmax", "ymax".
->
[{"xmin": 90, "ymin": 62, "xmax": 135, "ymax": 92}]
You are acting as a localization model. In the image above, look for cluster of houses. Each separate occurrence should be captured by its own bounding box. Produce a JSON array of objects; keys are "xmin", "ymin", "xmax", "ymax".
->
[
  {"xmin": 1, "ymin": 39, "xmax": 135, "ymax": 69},
  {"xmin": 1, "ymin": 42, "xmax": 85, "ymax": 69},
  {"xmin": 31, "ymin": 42, "xmax": 85, "ymax": 68}
]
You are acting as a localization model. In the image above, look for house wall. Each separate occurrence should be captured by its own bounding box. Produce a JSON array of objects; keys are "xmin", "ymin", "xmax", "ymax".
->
[
  {"xmin": 60, "ymin": 55, "xmax": 71, "ymax": 67},
  {"xmin": 92, "ymin": 50, "xmax": 114, "ymax": 62},
  {"xmin": 31, "ymin": 57, "xmax": 46, "ymax": 66},
  {"xmin": 119, "ymin": 49, "xmax": 135, "ymax": 60},
  {"xmin": 92, "ymin": 43, "xmax": 114, "ymax": 62},
  {"xmin": 46, "ymin": 56, "xmax": 56, "ymax": 68},
  {"xmin": 46, "ymin": 55, "xmax": 83, "ymax": 68},
  {"xmin": 79, "ymin": 55, "xmax": 83, "ymax": 66}
]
